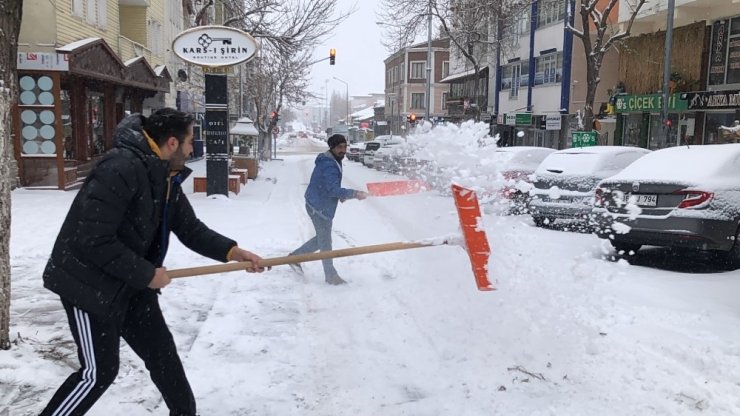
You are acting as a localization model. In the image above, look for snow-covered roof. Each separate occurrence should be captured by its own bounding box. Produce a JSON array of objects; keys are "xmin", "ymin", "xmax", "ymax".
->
[
  {"xmin": 605, "ymin": 144, "xmax": 740, "ymax": 183},
  {"xmin": 440, "ymin": 68, "xmax": 480, "ymax": 83},
  {"xmin": 57, "ymin": 37, "xmax": 103, "ymax": 53},
  {"xmin": 351, "ymin": 106, "xmax": 376, "ymax": 121},
  {"xmin": 124, "ymin": 56, "xmax": 145, "ymax": 66},
  {"xmin": 230, "ymin": 117, "xmax": 259, "ymax": 136}
]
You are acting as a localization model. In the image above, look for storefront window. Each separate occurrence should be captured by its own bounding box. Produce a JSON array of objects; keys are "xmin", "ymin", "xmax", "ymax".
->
[
  {"xmin": 19, "ymin": 75, "xmax": 57, "ymax": 155},
  {"xmin": 704, "ymin": 112, "xmax": 740, "ymax": 144},
  {"xmin": 89, "ymin": 93, "xmax": 105, "ymax": 156},
  {"xmin": 61, "ymin": 90, "xmax": 74, "ymax": 160},
  {"xmin": 622, "ymin": 114, "xmax": 643, "ymax": 147},
  {"xmin": 647, "ymin": 114, "xmax": 680, "ymax": 150}
]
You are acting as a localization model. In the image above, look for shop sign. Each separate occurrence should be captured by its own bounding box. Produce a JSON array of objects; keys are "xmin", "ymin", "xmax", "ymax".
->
[
  {"xmin": 709, "ymin": 20, "xmax": 729, "ymax": 86},
  {"xmin": 17, "ymin": 52, "xmax": 69, "ymax": 71},
  {"xmin": 505, "ymin": 113, "xmax": 532, "ymax": 126},
  {"xmin": 614, "ymin": 94, "xmax": 687, "ymax": 113},
  {"xmin": 682, "ymin": 90, "xmax": 740, "ymax": 110},
  {"xmin": 572, "ymin": 131, "xmax": 597, "ymax": 148},
  {"xmin": 173, "ymin": 26, "xmax": 258, "ymax": 67},
  {"xmin": 515, "ymin": 113, "xmax": 532, "ymax": 126},
  {"xmin": 545, "ymin": 114, "xmax": 561, "ymax": 130}
]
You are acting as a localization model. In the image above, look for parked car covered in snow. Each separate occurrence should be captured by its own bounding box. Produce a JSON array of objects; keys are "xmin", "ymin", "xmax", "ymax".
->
[
  {"xmin": 485, "ymin": 146, "xmax": 556, "ymax": 214},
  {"xmin": 347, "ymin": 143, "xmax": 363, "ymax": 162},
  {"xmin": 528, "ymin": 146, "xmax": 651, "ymax": 228},
  {"xmin": 362, "ymin": 141, "xmax": 382, "ymax": 167},
  {"xmin": 373, "ymin": 139, "xmax": 406, "ymax": 171},
  {"xmin": 592, "ymin": 144, "xmax": 740, "ymax": 260}
]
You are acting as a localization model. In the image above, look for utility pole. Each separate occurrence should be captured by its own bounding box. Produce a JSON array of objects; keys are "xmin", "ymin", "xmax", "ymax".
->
[
  {"xmin": 661, "ymin": 0, "xmax": 676, "ymax": 145},
  {"xmin": 425, "ymin": 0, "xmax": 432, "ymax": 121}
]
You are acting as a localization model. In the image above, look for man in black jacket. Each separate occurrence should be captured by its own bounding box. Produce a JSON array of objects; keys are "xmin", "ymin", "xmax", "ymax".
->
[{"xmin": 39, "ymin": 108, "xmax": 265, "ymax": 416}]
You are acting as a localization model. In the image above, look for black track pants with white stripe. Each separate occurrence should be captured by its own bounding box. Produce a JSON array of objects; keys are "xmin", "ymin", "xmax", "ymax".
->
[{"xmin": 40, "ymin": 292, "xmax": 196, "ymax": 416}]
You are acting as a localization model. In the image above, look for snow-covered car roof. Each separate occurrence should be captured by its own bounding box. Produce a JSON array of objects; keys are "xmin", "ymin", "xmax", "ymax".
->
[
  {"xmin": 604, "ymin": 143, "xmax": 740, "ymax": 183},
  {"xmin": 495, "ymin": 147, "xmax": 556, "ymax": 171},
  {"xmin": 556, "ymin": 145, "xmax": 648, "ymax": 155},
  {"xmin": 536, "ymin": 146, "xmax": 650, "ymax": 177}
]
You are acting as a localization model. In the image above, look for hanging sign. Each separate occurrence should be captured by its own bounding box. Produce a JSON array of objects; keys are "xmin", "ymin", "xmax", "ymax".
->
[{"xmin": 173, "ymin": 26, "xmax": 259, "ymax": 67}]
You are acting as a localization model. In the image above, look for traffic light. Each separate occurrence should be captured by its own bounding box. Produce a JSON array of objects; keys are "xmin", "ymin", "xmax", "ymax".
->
[
  {"xmin": 407, "ymin": 113, "xmax": 417, "ymax": 126},
  {"xmin": 329, "ymin": 48, "xmax": 336, "ymax": 65},
  {"xmin": 271, "ymin": 111, "xmax": 280, "ymax": 122}
]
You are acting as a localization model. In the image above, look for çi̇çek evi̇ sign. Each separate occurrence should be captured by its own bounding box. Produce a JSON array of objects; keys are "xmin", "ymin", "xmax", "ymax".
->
[{"xmin": 173, "ymin": 26, "xmax": 259, "ymax": 67}]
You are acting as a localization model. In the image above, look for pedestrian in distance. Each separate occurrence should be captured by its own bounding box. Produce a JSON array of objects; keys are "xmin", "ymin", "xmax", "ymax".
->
[
  {"xmin": 39, "ymin": 108, "xmax": 266, "ymax": 416},
  {"xmin": 289, "ymin": 134, "xmax": 368, "ymax": 285}
]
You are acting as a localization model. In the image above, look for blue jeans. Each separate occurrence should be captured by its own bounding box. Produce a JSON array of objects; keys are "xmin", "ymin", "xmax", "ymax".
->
[{"xmin": 291, "ymin": 204, "xmax": 338, "ymax": 279}]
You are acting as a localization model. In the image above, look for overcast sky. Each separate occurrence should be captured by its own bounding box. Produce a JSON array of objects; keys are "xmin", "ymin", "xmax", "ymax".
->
[{"xmin": 308, "ymin": 0, "xmax": 386, "ymax": 101}]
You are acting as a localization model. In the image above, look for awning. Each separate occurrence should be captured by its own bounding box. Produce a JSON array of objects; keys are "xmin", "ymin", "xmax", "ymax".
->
[
  {"xmin": 124, "ymin": 57, "xmax": 169, "ymax": 92},
  {"xmin": 56, "ymin": 38, "xmax": 169, "ymax": 92},
  {"xmin": 230, "ymin": 117, "xmax": 259, "ymax": 136},
  {"xmin": 439, "ymin": 67, "xmax": 487, "ymax": 83}
]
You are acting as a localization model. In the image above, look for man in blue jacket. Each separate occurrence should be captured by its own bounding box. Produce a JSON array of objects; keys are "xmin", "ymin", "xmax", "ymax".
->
[{"xmin": 290, "ymin": 134, "xmax": 367, "ymax": 284}]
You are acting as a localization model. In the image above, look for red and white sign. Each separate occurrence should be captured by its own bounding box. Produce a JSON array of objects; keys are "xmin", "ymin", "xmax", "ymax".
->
[
  {"xmin": 17, "ymin": 52, "xmax": 69, "ymax": 71},
  {"xmin": 272, "ymin": 127, "xmax": 280, "ymax": 135}
]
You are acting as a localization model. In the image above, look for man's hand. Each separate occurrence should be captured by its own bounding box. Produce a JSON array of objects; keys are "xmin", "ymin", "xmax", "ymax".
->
[
  {"xmin": 229, "ymin": 247, "xmax": 268, "ymax": 272},
  {"xmin": 355, "ymin": 191, "xmax": 368, "ymax": 200},
  {"xmin": 148, "ymin": 267, "xmax": 171, "ymax": 289}
]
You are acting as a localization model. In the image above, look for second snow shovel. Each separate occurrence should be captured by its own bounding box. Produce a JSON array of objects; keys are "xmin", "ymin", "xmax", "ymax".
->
[
  {"xmin": 366, "ymin": 180, "xmax": 431, "ymax": 197},
  {"xmin": 169, "ymin": 184, "xmax": 493, "ymax": 291}
]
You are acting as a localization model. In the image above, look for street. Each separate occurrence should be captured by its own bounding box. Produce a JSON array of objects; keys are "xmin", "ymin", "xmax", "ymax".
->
[{"xmin": 3, "ymin": 137, "xmax": 740, "ymax": 415}]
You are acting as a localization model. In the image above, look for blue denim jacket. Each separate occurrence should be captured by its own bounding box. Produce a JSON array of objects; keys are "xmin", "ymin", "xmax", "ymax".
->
[{"xmin": 305, "ymin": 151, "xmax": 357, "ymax": 219}]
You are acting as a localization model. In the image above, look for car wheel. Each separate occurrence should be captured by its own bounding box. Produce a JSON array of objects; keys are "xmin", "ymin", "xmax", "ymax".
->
[{"xmin": 610, "ymin": 241, "xmax": 641, "ymax": 254}]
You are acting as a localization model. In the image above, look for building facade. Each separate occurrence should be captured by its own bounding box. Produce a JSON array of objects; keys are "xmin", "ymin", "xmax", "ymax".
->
[
  {"xmin": 493, "ymin": 0, "xmax": 619, "ymax": 149},
  {"xmin": 383, "ymin": 38, "xmax": 450, "ymax": 135},
  {"xmin": 613, "ymin": 0, "xmax": 740, "ymax": 149},
  {"xmin": 15, "ymin": 0, "xmax": 173, "ymax": 189}
]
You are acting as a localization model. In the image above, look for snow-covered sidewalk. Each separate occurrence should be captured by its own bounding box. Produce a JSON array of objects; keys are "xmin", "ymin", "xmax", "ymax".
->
[{"xmin": 3, "ymin": 138, "xmax": 740, "ymax": 415}]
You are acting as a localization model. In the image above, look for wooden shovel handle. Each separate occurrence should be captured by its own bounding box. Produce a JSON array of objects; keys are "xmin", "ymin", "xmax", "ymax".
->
[{"xmin": 168, "ymin": 241, "xmax": 441, "ymax": 279}]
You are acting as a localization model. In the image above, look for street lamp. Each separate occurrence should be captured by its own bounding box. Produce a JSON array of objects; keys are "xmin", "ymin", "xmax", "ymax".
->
[{"xmin": 333, "ymin": 76, "xmax": 350, "ymax": 126}]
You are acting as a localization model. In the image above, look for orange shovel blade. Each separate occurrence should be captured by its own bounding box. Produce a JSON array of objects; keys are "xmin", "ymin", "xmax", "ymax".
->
[
  {"xmin": 452, "ymin": 184, "xmax": 494, "ymax": 291},
  {"xmin": 366, "ymin": 180, "xmax": 431, "ymax": 197}
]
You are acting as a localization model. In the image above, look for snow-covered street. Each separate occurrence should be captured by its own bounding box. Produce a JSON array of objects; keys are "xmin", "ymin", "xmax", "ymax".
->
[{"xmin": 4, "ymin": 137, "xmax": 740, "ymax": 416}]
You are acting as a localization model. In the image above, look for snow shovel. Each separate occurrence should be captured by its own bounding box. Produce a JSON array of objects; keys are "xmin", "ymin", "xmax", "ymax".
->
[
  {"xmin": 169, "ymin": 184, "xmax": 493, "ymax": 291},
  {"xmin": 366, "ymin": 180, "xmax": 431, "ymax": 197}
]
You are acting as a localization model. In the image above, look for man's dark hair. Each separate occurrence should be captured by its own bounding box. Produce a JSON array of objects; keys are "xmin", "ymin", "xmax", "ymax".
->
[{"xmin": 144, "ymin": 108, "xmax": 194, "ymax": 146}]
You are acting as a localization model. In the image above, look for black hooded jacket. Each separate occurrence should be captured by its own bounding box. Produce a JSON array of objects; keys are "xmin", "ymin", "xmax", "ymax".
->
[{"xmin": 43, "ymin": 114, "xmax": 236, "ymax": 321}]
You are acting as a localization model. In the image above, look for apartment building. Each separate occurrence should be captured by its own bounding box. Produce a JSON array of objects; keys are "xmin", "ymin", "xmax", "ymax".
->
[
  {"xmin": 493, "ymin": 0, "xmax": 619, "ymax": 148},
  {"xmin": 383, "ymin": 38, "xmax": 450, "ymax": 134}
]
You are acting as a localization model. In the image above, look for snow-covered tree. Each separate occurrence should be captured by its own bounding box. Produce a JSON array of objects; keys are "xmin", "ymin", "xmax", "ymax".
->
[
  {"xmin": 0, "ymin": 0, "xmax": 23, "ymax": 350},
  {"xmin": 568, "ymin": 0, "xmax": 647, "ymax": 132}
]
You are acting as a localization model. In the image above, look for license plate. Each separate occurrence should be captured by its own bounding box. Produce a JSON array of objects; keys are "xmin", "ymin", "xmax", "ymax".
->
[
  {"xmin": 632, "ymin": 194, "xmax": 657, "ymax": 207},
  {"xmin": 546, "ymin": 197, "xmax": 571, "ymax": 204}
]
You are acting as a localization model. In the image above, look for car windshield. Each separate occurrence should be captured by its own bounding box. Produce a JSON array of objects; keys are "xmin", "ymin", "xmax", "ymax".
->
[{"xmin": 365, "ymin": 143, "xmax": 381, "ymax": 151}]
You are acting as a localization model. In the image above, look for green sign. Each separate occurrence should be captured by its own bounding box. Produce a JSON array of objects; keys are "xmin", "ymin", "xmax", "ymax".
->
[
  {"xmin": 505, "ymin": 113, "xmax": 532, "ymax": 126},
  {"xmin": 572, "ymin": 131, "xmax": 597, "ymax": 148},
  {"xmin": 614, "ymin": 93, "xmax": 688, "ymax": 113}
]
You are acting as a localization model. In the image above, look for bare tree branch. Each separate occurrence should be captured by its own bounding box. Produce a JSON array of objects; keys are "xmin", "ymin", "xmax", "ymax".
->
[{"xmin": 567, "ymin": 0, "xmax": 648, "ymax": 132}]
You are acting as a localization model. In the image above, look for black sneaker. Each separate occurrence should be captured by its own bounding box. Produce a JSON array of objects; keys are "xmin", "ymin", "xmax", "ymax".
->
[
  {"xmin": 288, "ymin": 263, "xmax": 304, "ymax": 276},
  {"xmin": 326, "ymin": 275, "xmax": 347, "ymax": 285}
]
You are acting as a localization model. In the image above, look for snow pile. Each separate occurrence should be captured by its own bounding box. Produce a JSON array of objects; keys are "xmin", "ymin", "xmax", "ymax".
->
[{"xmin": 397, "ymin": 120, "xmax": 509, "ymax": 195}]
